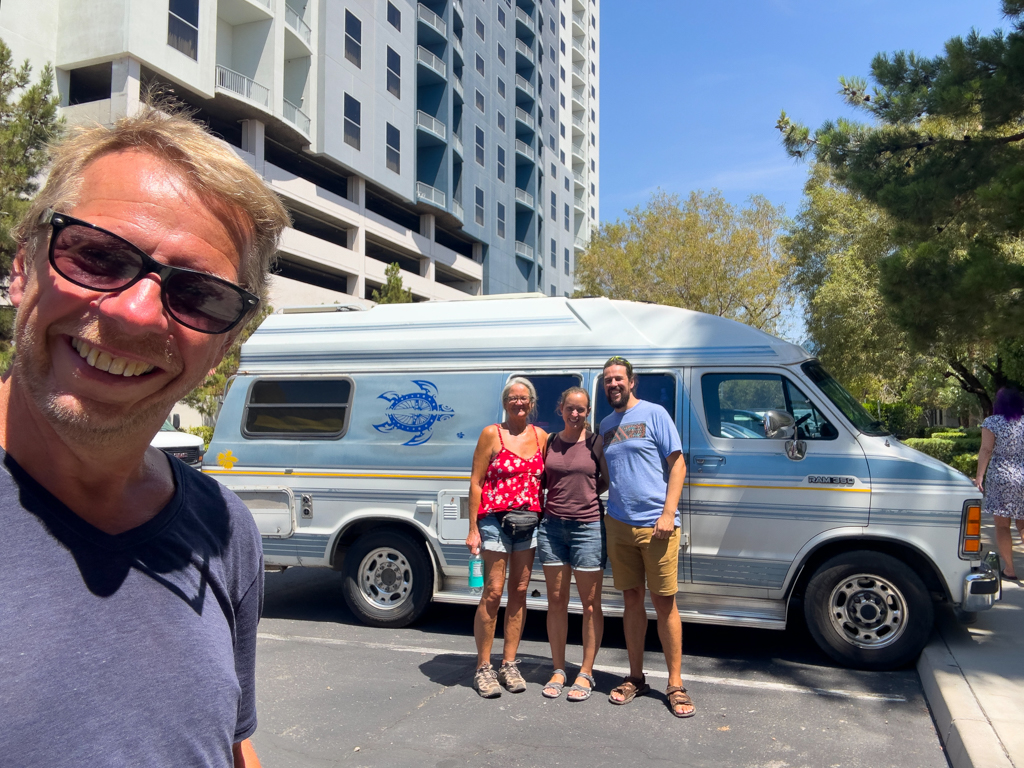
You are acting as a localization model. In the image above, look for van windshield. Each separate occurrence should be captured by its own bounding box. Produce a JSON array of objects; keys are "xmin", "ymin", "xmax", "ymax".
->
[{"xmin": 801, "ymin": 361, "xmax": 889, "ymax": 436}]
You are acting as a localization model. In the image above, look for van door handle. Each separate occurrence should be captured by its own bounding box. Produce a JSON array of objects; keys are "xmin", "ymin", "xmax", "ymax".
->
[{"xmin": 693, "ymin": 455, "xmax": 725, "ymax": 472}]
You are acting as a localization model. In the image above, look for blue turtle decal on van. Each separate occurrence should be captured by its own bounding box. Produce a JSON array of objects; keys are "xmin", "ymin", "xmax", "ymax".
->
[{"xmin": 374, "ymin": 381, "xmax": 455, "ymax": 446}]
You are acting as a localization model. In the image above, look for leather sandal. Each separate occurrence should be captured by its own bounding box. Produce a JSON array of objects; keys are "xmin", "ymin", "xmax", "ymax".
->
[
  {"xmin": 666, "ymin": 685, "xmax": 696, "ymax": 718},
  {"xmin": 608, "ymin": 674, "xmax": 649, "ymax": 705},
  {"xmin": 542, "ymin": 669, "xmax": 566, "ymax": 699}
]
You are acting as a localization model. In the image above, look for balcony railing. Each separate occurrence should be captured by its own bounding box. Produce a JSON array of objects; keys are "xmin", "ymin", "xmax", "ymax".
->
[
  {"xmin": 515, "ymin": 39, "xmax": 535, "ymax": 64},
  {"xmin": 572, "ymin": 113, "xmax": 585, "ymax": 130},
  {"xmin": 572, "ymin": 10, "xmax": 586, "ymax": 28},
  {"xmin": 417, "ymin": 45, "xmax": 447, "ymax": 77},
  {"xmin": 416, "ymin": 181, "xmax": 446, "ymax": 208},
  {"xmin": 283, "ymin": 98, "xmax": 310, "ymax": 135},
  {"xmin": 515, "ymin": 106, "xmax": 535, "ymax": 130},
  {"xmin": 515, "ymin": 188, "xmax": 535, "ymax": 208},
  {"xmin": 571, "ymin": 86, "xmax": 586, "ymax": 106},
  {"xmin": 452, "ymin": 35, "xmax": 464, "ymax": 60},
  {"xmin": 453, "ymin": 0, "xmax": 463, "ymax": 21},
  {"xmin": 515, "ymin": 139, "xmax": 535, "ymax": 161},
  {"xmin": 515, "ymin": 74, "xmax": 535, "ymax": 99},
  {"xmin": 515, "ymin": 6, "xmax": 535, "ymax": 32},
  {"xmin": 168, "ymin": 12, "xmax": 199, "ymax": 60},
  {"xmin": 452, "ymin": 132, "xmax": 464, "ymax": 156},
  {"xmin": 416, "ymin": 110, "xmax": 447, "ymax": 140},
  {"xmin": 215, "ymin": 65, "xmax": 269, "ymax": 108},
  {"xmin": 572, "ymin": 169, "xmax": 585, "ymax": 185},
  {"xmin": 571, "ymin": 142, "xmax": 585, "ymax": 160},
  {"xmin": 417, "ymin": 3, "xmax": 447, "ymax": 36},
  {"xmin": 515, "ymin": 241, "xmax": 534, "ymax": 259},
  {"xmin": 453, "ymin": 76, "xmax": 464, "ymax": 100},
  {"xmin": 574, "ymin": 237, "xmax": 588, "ymax": 250},
  {"xmin": 285, "ymin": 6, "xmax": 312, "ymax": 45},
  {"xmin": 452, "ymin": 199, "xmax": 464, "ymax": 221},
  {"xmin": 574, "ymin": 194, "xmax": 586, "ymax": 210},
  {"xmin": 572, "ymin": 37, "xmax": 586, "ymax": 55},
  {"xmin": 572, "ymin": 63, "xmax": 586, "ymax": 81}
]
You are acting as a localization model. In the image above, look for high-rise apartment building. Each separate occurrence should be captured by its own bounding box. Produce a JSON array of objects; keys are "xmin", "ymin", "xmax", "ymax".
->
[{"xmin": 0, "ymin": 0, "xmax": 599, "ymax": 306}]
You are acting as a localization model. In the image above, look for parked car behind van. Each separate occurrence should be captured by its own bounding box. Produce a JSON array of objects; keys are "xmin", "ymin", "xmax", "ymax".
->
[
  {"xmin": 203, "ymin": 296, "xmax": 998, "ymax": 669},
  {"xmin": 151, "ymin": 418, "xmax": 205, "ymax": 468}
]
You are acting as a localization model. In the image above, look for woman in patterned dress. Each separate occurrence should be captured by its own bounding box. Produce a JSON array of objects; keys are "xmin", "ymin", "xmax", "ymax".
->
[
  {"xmin": 466, "ymin": 378, "xmax": 548, "ymax": 697},
  {"xmin": 976, "ymin": 387, "xmax": 1024, "ymax": 579}
]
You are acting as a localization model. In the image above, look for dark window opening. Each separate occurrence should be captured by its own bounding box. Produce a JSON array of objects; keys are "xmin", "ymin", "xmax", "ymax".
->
[
  {"xmin": 366, "ymin": 239, "xmax": 423, "ymax": 275},
  {"xmin": 68, "ymin": 63, "xmax": 112, "ymax": 105},
  {"xmin": 345, "ymin": 11, "xmax": 362, "ymax": 67},
  {"xmin": 244, "ymin": 378, "xmax": 352, "ymax": 438},
  {"xmin": 264, "ymin": 139, "xmax": 347, "ymax": 199},
  {"xmin": 434, "ymin": 226, "xmax": 475, "ymax": 258},
  {"xmin": 344, "ymin": 93, "xmax": 361, "ymax": 149},
  {"xmin": 272, "ymin": 258, "xmax": 350, "ymax": 294},
  {"xmin": 365, "ymin": 190, "xmax": 421, "ymax": 231},
  {"xmin": 288, "ymin": 208, "xmax": 350, "ymax": 249}
]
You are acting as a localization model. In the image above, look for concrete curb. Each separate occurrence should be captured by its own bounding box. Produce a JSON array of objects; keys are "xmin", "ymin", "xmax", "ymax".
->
[{"xmin": 917, "ymin": 635, "xmax": 1013, "ymax": 768}]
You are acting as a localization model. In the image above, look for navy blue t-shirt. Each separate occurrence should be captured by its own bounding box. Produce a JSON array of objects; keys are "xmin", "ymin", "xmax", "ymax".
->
[{"xmin": 0, "ymin": 450, "xmax": 263, "ymax": 767}]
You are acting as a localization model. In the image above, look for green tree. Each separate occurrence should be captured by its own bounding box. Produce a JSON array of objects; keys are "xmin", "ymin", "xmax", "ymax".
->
[
  {"xmin": 0, "ymin": 38, "xmax": 63, "ymax": 367},
  {"xmin": 574, "ymin": 189, "xmax": 794, "ymax": 334},
  {"xmin": 182, "ymin": 304, "xmax": 272, "ymax": 423},
  {"xmin": 371, "ymin": 262, "xmax": 413, "ymax": 304},
  {"xmin": 778, "ymin": 0, "xmax": 1024, "ymax": 412}
]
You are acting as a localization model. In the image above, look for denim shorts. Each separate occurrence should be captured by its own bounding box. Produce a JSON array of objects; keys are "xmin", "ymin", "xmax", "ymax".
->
[
  {"xmin": 478, "ymin": 512, "xmax": 538, "ymax": 553},
  {"xmin": 537, "ymin": 514, "xmax": 606, "ymax": 572}
]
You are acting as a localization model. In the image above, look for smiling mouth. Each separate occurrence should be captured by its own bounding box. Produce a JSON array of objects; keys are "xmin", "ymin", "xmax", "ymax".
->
[{"xmin": 71, "ymin": 338, "xmax": 156, "ymax": 377}]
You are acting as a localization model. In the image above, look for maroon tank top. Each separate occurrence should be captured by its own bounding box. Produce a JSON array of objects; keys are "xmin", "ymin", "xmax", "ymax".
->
[{"xmin": 543, "ymin": 433, "xmax": 601, "ymax": 523}]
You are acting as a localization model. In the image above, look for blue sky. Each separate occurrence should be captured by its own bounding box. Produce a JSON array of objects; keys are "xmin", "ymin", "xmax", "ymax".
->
[{"xmin": 598, "ymin": 0, "xmax": 1010, "ymax": 224}]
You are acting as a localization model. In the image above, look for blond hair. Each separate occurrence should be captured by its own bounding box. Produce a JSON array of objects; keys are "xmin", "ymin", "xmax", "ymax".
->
[{"xmin": 14, "ymin": 104, "xmax": 291, "ymax": 301}]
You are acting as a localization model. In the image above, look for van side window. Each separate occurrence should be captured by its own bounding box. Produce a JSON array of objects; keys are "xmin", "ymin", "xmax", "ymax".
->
[
  {"xmin": 594, "ymin": 373, "xmax": 677, "ymax": 427},
  {"xmin": 701, "ymin": 373, "xmax": 836, "ymax": 440},
  {"xmin": 510, "ymin": 374, "xmax": 581, "ymax": 433},
  {"xmin": 244, "ymin": 379, "xmax": 353, "ymax": 438}
]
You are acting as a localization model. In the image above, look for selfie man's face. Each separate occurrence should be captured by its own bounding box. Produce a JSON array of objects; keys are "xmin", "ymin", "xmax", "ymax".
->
[
  {"xmin": 603, "ymin": 364, "xmax": 633, "ymax": 410},
  {"xmin": 9, "ymin": 150, "xmax": 245, "ymax": 444}
]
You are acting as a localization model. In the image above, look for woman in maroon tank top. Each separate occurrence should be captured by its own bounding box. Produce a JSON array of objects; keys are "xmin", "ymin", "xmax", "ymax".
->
[
  {"xmin": 466, "ymin": 378, "xmax": 549, "ymax": 698},
  {"xmin": 538, "ymin": 387, "xmax": 610, "ymax": 702}
]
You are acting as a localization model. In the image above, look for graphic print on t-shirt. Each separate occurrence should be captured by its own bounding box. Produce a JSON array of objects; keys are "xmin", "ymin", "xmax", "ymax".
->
[{"xmin": 603, "ymin": 422, "xmax": 647, "ymax": 446}]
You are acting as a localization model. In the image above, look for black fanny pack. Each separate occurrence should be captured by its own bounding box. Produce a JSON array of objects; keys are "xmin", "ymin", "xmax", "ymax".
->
[{"xmin": 498, "ymin": 509, "xmax": 540, "ymax": 538}]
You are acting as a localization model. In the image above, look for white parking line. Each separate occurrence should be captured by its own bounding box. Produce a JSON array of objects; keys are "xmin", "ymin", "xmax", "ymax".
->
[{"xmin": 257, "ymin": 632, "xmax": 907, "ymax": 703}]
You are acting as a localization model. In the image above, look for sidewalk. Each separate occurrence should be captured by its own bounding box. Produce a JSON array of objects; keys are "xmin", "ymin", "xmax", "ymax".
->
[{"xmin": 917, "ymin": 525, "xmax": 1024, "ymax": 768}]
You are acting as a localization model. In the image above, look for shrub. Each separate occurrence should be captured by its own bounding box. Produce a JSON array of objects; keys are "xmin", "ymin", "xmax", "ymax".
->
[
  {"xmin": 950, "ymin": 453, "xmax": 979, "ymax": 477},
  {"xmin": 903, "ymin": 438, "xmax": 955, "ymax": 463},
  {"xmin": 186, "ymin": 425, "xmax": 214, "ymax": 450}
]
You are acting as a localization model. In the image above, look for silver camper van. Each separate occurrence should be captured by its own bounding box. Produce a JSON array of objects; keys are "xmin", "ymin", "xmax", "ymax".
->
[{"xmin": 204, "ymin": 296, "xmax": 998, "ymax": 669}]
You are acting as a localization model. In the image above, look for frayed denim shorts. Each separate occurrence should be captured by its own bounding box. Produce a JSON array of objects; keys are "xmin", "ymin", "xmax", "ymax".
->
[
  {"xmin": 478, "ymin": 512, "xmax": 538, "ymax": 553},
  {"xmin": 537, "ymin": 514, "xmax": 605, "ymax": 572}
]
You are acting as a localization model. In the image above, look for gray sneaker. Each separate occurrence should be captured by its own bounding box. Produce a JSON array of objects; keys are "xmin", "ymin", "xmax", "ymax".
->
[
  {"xmin": 497, "ymin": 660, "xmax": 527, "ymax": 693},
  {"xmin": 473, "ymin": 664, "xmax": 501, "ymax": 698}
]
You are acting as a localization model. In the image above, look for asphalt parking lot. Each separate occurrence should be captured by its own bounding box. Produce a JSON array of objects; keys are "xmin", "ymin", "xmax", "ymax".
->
[{"xmin": 251, "ymin": 568, "xmax": 948, "ymax": 768}]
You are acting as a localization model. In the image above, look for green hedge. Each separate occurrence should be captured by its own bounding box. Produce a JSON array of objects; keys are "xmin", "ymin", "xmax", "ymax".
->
[
  {"xmin": 950, "ymin": 453, "xmax": 979, "ymax": 477},
  {"xmin": 903, "ymin": 438, "xmax": 956, "ymax": 463},
  {"xmin": 186, "ymin": 425, "xmax": 214, "ymax": 450},
  {"xmin": 904, "ymin": 430, "xmax": 980, "ymax": 476}
]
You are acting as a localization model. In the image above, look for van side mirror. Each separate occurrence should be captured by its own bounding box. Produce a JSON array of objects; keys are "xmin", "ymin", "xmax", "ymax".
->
[
  {"xmin": 172, "ymin": 414, "xmax": 181, "ymax": 429},
  {"xmin": 763, "ymin": 410, "xmax": 795, "ymax": 439}
]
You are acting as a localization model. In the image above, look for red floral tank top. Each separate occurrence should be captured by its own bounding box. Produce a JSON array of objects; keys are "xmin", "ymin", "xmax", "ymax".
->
[{"xmin": 478, "ymin": 425, "xmax": 544, "ymax": 516}]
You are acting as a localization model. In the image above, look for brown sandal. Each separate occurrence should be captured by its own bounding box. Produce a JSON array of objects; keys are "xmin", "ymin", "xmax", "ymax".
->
[
  {"xmin": 665, "ymin": 685, "xmax": 696, "ymax": 718},
  {"xmin": 608, "ymin": 675, "xmax": 649, "ymax": 705}
]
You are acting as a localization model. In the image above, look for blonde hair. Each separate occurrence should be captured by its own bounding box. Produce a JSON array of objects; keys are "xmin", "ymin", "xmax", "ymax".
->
[
  {"xmin": 502, "ymin": 376, "xmax": 538, "ymax": 421},
  {"xmin": 14, "ymin": 104, "xmax": 291, "ymax": 302}
]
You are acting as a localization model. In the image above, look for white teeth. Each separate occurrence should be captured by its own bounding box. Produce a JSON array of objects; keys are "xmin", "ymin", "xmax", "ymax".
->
[{"xmin": 71, "ymin": 337, "xmax": 154, "ymax": 378}]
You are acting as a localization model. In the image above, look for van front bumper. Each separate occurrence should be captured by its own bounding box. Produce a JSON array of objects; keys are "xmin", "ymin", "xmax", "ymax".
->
[{"xmin": 963, "ymin": 561, "xmax": 1000, "ymax": 612}]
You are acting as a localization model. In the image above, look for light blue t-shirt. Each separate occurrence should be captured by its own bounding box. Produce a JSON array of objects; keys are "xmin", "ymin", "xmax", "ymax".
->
[{"xmin": 600, "ymin": 399, "xmax": 682, "ymax": 528}]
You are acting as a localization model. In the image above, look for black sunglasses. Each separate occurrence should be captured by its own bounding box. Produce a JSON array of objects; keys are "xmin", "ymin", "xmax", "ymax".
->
[{"xmin": 40, "ymin": 209, "xmax": 258, "ymax": 334}]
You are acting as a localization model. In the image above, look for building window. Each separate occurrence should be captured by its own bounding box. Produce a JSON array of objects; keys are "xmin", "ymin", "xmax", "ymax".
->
[
  {"xmin": 560, "ymin": 123, "xmax": 565, "ymax": 138},
  {"xmin": 475, "ymin": 126, "xmax": 485, "ymax": 165},
  {"xmin": 560, "ymin": 12, "xmax": 565, "ymax": 27},
  {"xmin": 497, "ymin": 145, "xmax": 506, "ymax": 182},
  {"xmin": 498, "ymin": 44, "xmax": 506, "ymax": 65},
  {"xmin": 564, "ymin": 203, "xmax": 570, "ymax": 230},
  {"xmin": 591, "ymin": 206, "xmax": 595, "ymax": 218},
  {"xmin": 475, "ymin": 187, "xmax": 485, "ymax": 225},
  {"xmin": 498, "ymin": 111, "xmax": 506, "ymax": 132},
  {"xmin": 549, "ymin": 106, "xmax": 556, "ymax": 121},
  {"xmin": 385, "ymin": 123, "xmax": 400, "ymax": 173},
  {"xmin": 550, "ymin": 192, "xmax": 557, "ymax": 219},
  {"xmin": 497, "ymin": 202, "xmax": 506, "ymax": 238},
  {"xmin": 167, "ymin": 0, "xmax": 199, "ymax": 60},
  {"xmin": 344, "ymin": 94, "xmax": 361, "ymax": 149},
  {"xmin": 591, "ymin": 158, "xmax": 595, "ymax": 171},
  {"xmin": 560, "ymin": 40, "xmax": 565, "ymax": 54},
  {"xmin": 564, "ymin": 176, "xmax": 569, "ymax": 191},
  {"xmin": 548, "ymin": 134, "xmax": 555, "ymax": 150},
  {"xmin": 476, "ymin": 16, "xmax": 485, "ymax": 40},
  {"xmin": 550, "ymin": 46, "xmax": 556, "ymax": 60},
  {"xmin": 560, "ymin": 149, "xmax": 565, "ymax": 163},
  {"xmin": 592, "ymin": 38, "xmax": 596, "ymax": 51},
  {"xmin": 386, "ymin": 47, "xmax": 401, "ymax": 98},
  {"xmin": 560, "ymin": 94, "xmax": 565, "ymax": 108},
  {"xmin": 476, "ymin": 54, "xmax": 485, "ymax": 77},
  {"xmin": 591, "ymin": 182, "xmax": 595, "ymax": 195},
  {"xmin": 497, "ymin": 5, "xmax": 506, "ymax": 26},
  {"xmin": 345, "ymin": 11, "xmax": 362, "ymax": 68},
  {"xmin": 549, "ymin": 17, "xmax": 555, "ymax": 33},
  {"xmin": 591, "ymin": 61, "xmax": 596, "ymax": 74},
  {"xmin": 550, "ymin": 238, "xmax": 556, "ymax": 267},
  {"xmin": 564, "ymin": 247, "xmax": 570, "ymax": 275},
  {"xmin": 560, "ymin": 66, "xmax": 565, "ymax": 82},
  {"xmin": 476, "ymin": 90, "xmax": 485, "ymax": 113},
  {"xmin": 550, "ymin": 74, "xmax": 555, "ymax": 90},
  {"xmin": 591, "ymin": 132, "xmax": 595, "ymax": 145},
  {"xmin": 550, "ymin": 284, "xmax": 556, "ymax": 297},
  {"xmin": 498, "ymin": 77, "xmax": 505, "ymax": 98},
  {"xmin": 591, "ymin": 108, "xmax": 595, "ymax": 121},
  {"xmin": 591, "ymin": 84, "xmax": 595, "ymax": 97},
  {"xmin": 387, "ymin": 1, "xmax": 401, "ymax": 30}
]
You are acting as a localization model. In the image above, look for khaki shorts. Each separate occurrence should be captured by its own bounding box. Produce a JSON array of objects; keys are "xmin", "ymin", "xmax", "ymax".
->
[{"xmin": 604, "ymin": 515, "xmax": 681, "ymax": 596}]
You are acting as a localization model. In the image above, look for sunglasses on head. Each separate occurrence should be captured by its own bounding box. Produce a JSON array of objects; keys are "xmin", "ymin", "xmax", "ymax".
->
[{"xmin": 39, "ymin": 209, "xmax": 258, "ymax": 334}]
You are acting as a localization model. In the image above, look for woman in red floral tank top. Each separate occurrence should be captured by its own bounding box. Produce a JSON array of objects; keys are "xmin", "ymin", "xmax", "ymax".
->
[{"xmin": 466, "ymin": 378, "xmax": 548, "ymax": 698}]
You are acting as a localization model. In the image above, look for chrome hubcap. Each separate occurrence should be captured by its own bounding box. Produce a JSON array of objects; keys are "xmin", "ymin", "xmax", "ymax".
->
[
  {"xmin": 827, "ymin": 572, "xmax": 908, "ymax": 649},
  {"xmin": 357, "ymin": 547, "xmax": 413, "ymax": 610}
]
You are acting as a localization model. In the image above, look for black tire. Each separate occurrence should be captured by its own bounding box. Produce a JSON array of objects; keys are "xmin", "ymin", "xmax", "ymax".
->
[
  {"xmin": 341, "ymin": 528, "xmax": 433, "ymax": 628},
  {"xmin": 803, "ymin": 551, "xmax": 933, "ymax": 670}
]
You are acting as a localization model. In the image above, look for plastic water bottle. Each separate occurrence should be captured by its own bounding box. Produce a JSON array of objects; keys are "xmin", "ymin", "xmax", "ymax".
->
[{"xmin": 469, "ymin": 552, "xmax": 484, "ymax": 595}]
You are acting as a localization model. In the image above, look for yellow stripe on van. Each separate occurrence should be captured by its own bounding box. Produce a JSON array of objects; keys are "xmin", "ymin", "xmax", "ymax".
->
[
  {"xmin": 203, "ymin": 468, "xmax": 468, "ymax": 481},
  {"xmin": 689, "ymin": 482, "xmax": 870, "ymax": 493}
]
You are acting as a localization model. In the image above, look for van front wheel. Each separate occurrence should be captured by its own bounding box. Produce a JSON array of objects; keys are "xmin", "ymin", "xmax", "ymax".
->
[
  {"xmin": 804, "ymin": 551, "xmax": 933, "ymax": 670},
  {"xmin": 342, "ymin": 529, "xmax": 433, "ymax": 628}
]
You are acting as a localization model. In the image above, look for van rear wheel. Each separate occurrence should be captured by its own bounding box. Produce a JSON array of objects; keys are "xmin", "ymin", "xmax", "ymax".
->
[
  {"xmin": 804, "ymin": 551, "xmax": 933, "ymax": 670},
  {"xmin": 342, "ymin": 529, "xmax": 433, "ymax": 628}
]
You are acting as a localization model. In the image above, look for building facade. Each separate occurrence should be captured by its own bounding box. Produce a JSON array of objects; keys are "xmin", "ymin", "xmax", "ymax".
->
[{"xmin": 0, "ymin": 0, "xmax": 599, "ymax": 306}]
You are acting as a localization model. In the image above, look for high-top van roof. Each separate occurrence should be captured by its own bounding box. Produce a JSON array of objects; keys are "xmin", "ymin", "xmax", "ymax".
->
[{"xmin": 239, "ymin": 296, "xmax": 810, "ymax": 374}]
